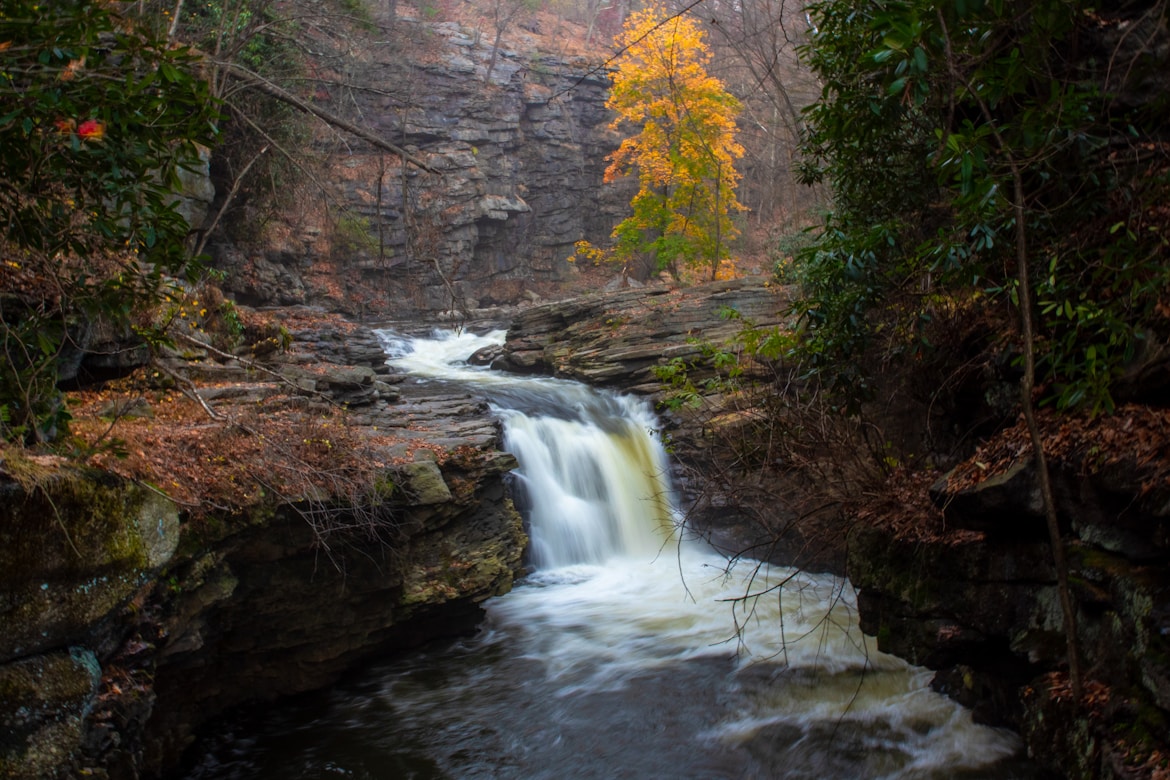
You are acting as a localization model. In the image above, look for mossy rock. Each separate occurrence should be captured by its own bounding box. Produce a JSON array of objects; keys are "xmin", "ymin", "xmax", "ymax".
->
[
  {"xmin": 394, "ymin": 460, "xmax": 453, "ymax": 506},
  {"xmin": 0, "ymin": 647, "xmax": 100, "ymax": 780},
  {"xmin": 0, "ymin": 471, "xmax": 179, "ymax": 662}
]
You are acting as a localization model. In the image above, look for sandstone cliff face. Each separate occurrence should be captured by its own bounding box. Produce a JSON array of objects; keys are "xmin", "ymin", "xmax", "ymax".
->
[
  {"xmin": 0, "ymin": 327, "xmax": 526, "ymax": 779},
  {"xmin": 216, "ymin": 18, "xmax": 633, "ymax": 316}
]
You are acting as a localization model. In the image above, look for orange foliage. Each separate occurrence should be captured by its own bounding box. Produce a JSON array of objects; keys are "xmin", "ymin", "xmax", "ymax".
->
[{"xmin": 605, "ymin": 3, "xmax": 745, "ymax": 279}]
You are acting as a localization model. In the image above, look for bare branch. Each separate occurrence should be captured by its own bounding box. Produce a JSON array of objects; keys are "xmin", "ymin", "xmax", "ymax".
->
[{"xmin": 220, "ymin": 60, "xmax": 440, "ymax": 174}]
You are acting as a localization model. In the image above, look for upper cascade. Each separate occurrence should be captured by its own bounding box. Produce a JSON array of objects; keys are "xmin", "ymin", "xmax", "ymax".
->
[{"xmin": 380, "ymin": 328, "xmax": 678, "ymax": 568}]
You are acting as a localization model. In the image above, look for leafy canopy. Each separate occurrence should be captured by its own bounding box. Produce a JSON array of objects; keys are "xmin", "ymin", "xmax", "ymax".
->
[
  {"xmin": 605, "ymin": 4, "xmax": 745, "ymax": 280},
  {"xmin": 790, "ymin": 0, "xmax": 1170, "ymax": 414},
  {"xmin": 0, "ymin": 0, "xmax": 220, "ymax": 443}
]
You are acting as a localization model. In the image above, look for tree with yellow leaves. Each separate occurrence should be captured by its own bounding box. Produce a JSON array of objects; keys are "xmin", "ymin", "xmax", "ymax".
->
[{"xmin": 605, "ymin": 4, "xmax": 744, "ymax": 281}]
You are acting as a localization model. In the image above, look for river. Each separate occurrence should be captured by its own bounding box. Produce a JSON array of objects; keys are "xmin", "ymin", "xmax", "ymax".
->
[{"xmin": 181, "ymin": 329, "xmax": 1034, "ymax": 780}]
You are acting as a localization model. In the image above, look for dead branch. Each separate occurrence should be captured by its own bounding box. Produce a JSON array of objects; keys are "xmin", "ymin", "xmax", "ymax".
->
[{"xmin": 221, "ymin": 60, "xmax": 439, "ymax": 174}]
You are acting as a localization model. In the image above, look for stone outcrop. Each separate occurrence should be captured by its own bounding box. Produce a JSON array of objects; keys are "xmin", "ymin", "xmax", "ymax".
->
[
  {"xmin": 215, "ymin": 18, "xmax": 634, "ymax": 316},
  {"xmin": 136, "ymin": 438, "xmax": 523, "ymax": 776},
  {"xmin": 850, "ymin": 461, "xmax": 1170, "ymax": 778},
  {"xmin": 0, "ymin": 321, "xmax": 526, "ymax": 779},
  {"xmin": 497, "ymin": 277, "xmax": 790, "ymax": 393}
]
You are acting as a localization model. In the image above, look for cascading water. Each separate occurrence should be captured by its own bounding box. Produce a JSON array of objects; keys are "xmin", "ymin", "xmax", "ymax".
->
[{"xmin": 183, "ymin": 329, "xmax": 1035, "ymax": 780}]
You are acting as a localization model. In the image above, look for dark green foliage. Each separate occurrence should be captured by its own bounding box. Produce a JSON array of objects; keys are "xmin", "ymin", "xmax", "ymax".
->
[
  {"xmin": 0, "ymin": 0, "xmax": 220, "ymax": 442},
  {"xmin": 788, "ymin": 0, "xmax": 1170, "ymax": 415}
]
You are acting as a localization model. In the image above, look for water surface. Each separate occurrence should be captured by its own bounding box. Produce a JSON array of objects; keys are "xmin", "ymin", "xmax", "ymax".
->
[{"xmin": 182, "ymin": 329, "xmax": 1032, "ymax": 780}]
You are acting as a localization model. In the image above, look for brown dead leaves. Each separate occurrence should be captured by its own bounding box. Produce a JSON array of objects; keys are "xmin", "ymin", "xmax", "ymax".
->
[
  {"xmin": 70, "ymin": 377, "xmax": 391, "ymax": 519},
  {"xmin": 854, "ymin": 404, "xmax": 1170, "ymax": 545},
  {"xmin": 945, "ymin": 404, "xmax": 1170, "ymax": 498}
]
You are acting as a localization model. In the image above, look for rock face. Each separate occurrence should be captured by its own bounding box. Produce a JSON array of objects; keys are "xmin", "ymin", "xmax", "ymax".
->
[
  {"xmin": 0, "ymin": 649, "xmax": 101, "ymax": 780},
  {"xmin": 0, "ymin": 323, "xmax": 526, "ymax": 779},
  {"xmin": 215, "ymin": 19, "xmax": 634, "ymax": 316},
  {"xmin": 497, "ymin": 278, "xmax": 790, "ymax": 393},
  {"xmin": 137, "ymin": 442, "xmax": 524, "ymax": 775},
  {"xmin": 850, "ymin": 461, "xmax": 1170, "ymax": 778},
  {"xmin": 0, "ymin": 474, "xmax": 181, "ymax": 666}
]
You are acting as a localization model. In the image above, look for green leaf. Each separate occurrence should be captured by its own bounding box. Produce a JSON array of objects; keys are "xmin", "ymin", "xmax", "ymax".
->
[
  {"xmin": 913, "ymin": 46, "xmax": 928, "ymax": 72},
  {"xmin": 36, "ymin": 330, "xmax": 58, "ymax": 357},
  {"xmin": 882, "ymin": 34, "xmax": 906, "ymax": 53}
]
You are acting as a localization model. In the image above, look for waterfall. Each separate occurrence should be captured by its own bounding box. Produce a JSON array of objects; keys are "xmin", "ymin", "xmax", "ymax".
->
[
  {"xmin": 497, "ymin": 398, "xmax": 675, "ymax": 567},
  {"xmin": 381, "ymin": 328, "xmax": 678, "ymax": 568},
  {"xmin": 183, "ymin": 328, "xmax": 1034, "ymax": 780}
]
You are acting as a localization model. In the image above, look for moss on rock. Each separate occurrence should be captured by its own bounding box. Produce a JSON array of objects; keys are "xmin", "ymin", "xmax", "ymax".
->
[
  {"xmin": 0, "ymin": 648, "xmax": 100, "ymax": 780},
  {"xmin": 0, "ymin": 471, "xmax": 179, "ymax": 662}
]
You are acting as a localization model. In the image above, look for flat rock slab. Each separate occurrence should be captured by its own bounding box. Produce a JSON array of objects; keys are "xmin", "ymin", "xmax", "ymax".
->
[{"xmin": 497, "ymin": 278, "xmax": 792, "ymax": 394}]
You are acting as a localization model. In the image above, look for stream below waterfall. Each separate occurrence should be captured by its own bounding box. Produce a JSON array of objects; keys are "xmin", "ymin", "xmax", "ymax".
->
[{"xmin": 182, "ymin": 329, "xmax": 1035, "ymax": 780}]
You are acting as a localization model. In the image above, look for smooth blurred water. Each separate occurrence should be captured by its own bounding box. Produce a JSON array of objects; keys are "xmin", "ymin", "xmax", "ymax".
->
[{"xmin": 180, "ymin": 329, "xmax": 1034, "ymax": 780}]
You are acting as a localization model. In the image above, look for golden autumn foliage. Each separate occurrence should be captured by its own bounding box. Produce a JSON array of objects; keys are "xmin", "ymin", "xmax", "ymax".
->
[{"xmin": 605, "ymin": 4, "xmax": 744, "ymax": 280}]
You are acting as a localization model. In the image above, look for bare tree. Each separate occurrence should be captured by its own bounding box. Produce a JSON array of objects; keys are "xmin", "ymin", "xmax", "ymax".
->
[
  {"xmin": 484, "ymin": 0, "xmax": 541, "ymax": 84},
  {"xmin": 696, "ymin": 0, "xmax": 822, "ymax": 223}
]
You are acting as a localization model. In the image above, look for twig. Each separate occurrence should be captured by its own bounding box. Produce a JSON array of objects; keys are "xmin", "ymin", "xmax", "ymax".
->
[
  {"xmin": 171, "ymin": 331, "xmax": 339, "ymax": 407},
  {"xmin": 153, "ymin": 361, "xmax": 222, "ymax": 420},
  {"xmin": 221, "ymin": 61, "xmax": 439, "ymax": 173}
]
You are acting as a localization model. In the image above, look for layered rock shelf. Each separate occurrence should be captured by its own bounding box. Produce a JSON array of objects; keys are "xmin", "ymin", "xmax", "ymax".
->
[
  {"xmin": 0, "ymin": 319, "xmax": 526, "ymax": 779},
  {"xmin": 498, "ymin": 277, "xmax": 790, "ymax": 393}
]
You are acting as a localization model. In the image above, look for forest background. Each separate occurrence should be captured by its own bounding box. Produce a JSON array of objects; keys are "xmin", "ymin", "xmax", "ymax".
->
[{"xmin": 2, "ymin": 0, "xmax": 1169, "ymax": 771}]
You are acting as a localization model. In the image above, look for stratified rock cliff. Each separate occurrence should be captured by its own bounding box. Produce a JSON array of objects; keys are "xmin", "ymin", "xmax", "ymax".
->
[
  {"xmin": 0, "ymin": 325, "xmax": 527, "ymax": 779},
  {"xmin": 214, "ymin": 15, "xmax": 633, "ymax": 316}
]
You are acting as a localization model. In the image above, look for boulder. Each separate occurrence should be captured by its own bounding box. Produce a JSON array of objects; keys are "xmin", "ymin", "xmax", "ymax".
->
[
  {"xmin": 498, "ymin": 278, "xmax": 790, "ymax": 394},
  {"xmin": 0, "ymin": 648, "xmax": 101, "ymax": 780}
]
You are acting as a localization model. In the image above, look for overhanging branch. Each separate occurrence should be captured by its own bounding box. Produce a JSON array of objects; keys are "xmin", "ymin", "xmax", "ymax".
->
[{"xmin": 221, "ymin": 61, "xmax": 440, "ymax": 175}]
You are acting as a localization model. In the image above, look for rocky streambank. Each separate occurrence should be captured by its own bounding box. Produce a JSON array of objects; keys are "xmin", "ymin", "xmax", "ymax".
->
[
  {"xmin": 850, "ymin": 446, "xmax": 1170, "ymax": 779},
  {"xmin": 0, "ymin": 279, "xmax": 794, "ymax": 778},
  {"xmin": 495, "ymin": 279, "xmax": 1170, "ymax": 779},
  {"xmin": 0, "ymin": 316, "xmax": 526, "ymax": 779},
  {"xmin": 7, "ymin": 277, "xmax": 1167, "ymax": 780}
]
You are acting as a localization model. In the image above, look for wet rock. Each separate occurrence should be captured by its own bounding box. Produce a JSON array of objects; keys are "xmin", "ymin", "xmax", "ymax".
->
[
  {"xmin": 0, "ymin": 648, "xmax": 101, "ymax": 780},
  {"xmin": 468, "ymin": 344, "xmax": 504, "ymax": 366},
  {"xmin": 0, "ymin": 474, "xmax": 179, "ymax": 664},
  {"xmin": 498, "ymin": 278, "xmax": 791, "ymax": 394}
]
